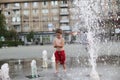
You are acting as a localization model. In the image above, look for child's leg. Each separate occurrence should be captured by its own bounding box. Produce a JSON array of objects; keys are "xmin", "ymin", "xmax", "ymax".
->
[
  {"xmin": 61, "ymin": 50, "xmax": 66, "ymax": 71},
  {"xmin": 55, "ymin": 62, "xmax": 59, "ymax": 73},
  {"xmin": 63, "ymin": 63, "xmax": 66, "ymax": 72}
]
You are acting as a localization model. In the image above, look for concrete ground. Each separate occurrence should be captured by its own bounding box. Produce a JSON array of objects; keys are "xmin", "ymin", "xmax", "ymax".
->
[
  {"xmin": 0, "ymin": 41, "xmax": 120, "ymax": 80},
  {"xmin": 0, "ymin": 41, "xmax": 120, "ymax": 60},
  {"xmin": 0, "ymin": 57, "xmax": 119, "ymax": 80}
]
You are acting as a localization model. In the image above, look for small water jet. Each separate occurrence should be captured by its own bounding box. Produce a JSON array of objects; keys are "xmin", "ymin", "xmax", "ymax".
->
[
  {"xmin": 1, "ymin": 63, "xmax": 10, "ymax": 80},
  {"xmin": 51, "ymin": 53, "xmax": 55, "ymax": 69},
  {"xmin": 31, "ymin": 60, "xmax": 38, "ymax": 78},
  {"xmin": 42, "ymin": 50, "xmax": 48, "ymax": 68}
]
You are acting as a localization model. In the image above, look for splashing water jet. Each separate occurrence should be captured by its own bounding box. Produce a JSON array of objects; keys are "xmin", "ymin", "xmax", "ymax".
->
[
  {"xmin": 31, "ymin": 60, "xmax": 38, "ymax": 78},
  {"xmin": 1, "ymin": 63, "xmax": 10, "ymax": 80},
  {"xmin": 73, "ymin": 0, "xmax": 106, "ymax": 79}
]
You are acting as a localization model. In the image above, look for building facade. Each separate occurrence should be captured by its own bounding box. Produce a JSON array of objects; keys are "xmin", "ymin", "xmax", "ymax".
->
[
  {"xmin": 0, "ymin": 0, "xmax": 76, "ymax": 44},
  {"xmin": 0, "ymin": 0, "xmax": 119, "ymax": 44}
]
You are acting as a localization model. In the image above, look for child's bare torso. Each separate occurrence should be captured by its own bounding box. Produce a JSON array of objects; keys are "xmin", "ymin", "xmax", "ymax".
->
[{"xmin": 54, "ymin": 38, "xmax": 64, "ymax": 51}]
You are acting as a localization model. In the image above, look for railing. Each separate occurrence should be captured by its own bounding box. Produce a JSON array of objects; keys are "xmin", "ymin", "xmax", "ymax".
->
[
  {"xmin": 60, "ymin": 25, "xmax": 70, "ymax": 30},
  {"xmin": 60, "ymin": 19, "xmax": 69, "ymax": 23},
  {"xmin": 60, "ymin": 4, "xmax": 68, "ymax": 8},
  {"xmin": 12, "ymin": 22, "xmax": 21, "ymax": 25},
  {"xmin": 60, "ymin": 11, "xmax": 69, "ymax": 15},
  {"xmin": 12, "ymin": 6, "xmax": 20, "ymax": 10}
]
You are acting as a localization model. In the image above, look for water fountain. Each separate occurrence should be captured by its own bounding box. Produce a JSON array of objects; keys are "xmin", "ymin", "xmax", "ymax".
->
[
  {"xmin": 51, "ymin": 53, "xmax": 55, "ymax": 69},
  {"xmin": 18, "ymin": 59, "xmax": 21, "ymax": 65},
  {"xmin": 1, "ymin": 63, "xmax": 10, "ymax": 80},
  {"xmin": 42, "ymin": 50, "xmax": 48, "ymax": 68},
  {"xmin": 31, "ymin": 60, "xmax": 38, "ymax": 78},
  {"xmin": 0, "ymin": 0, "xmax": 119, "ymax": 80},
  {"xmin": 73, "ymin": 0, "xmax": 105, "ymax": 79},
  {"xmin": 51, "ymin": 53, "xmax": 55, "ymax": 63}
]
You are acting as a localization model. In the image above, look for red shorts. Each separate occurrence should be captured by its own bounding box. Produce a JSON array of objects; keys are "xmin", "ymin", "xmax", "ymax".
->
[{"xmin": 54, "ymin": 50, "xmax": 66, "ymax": 64}]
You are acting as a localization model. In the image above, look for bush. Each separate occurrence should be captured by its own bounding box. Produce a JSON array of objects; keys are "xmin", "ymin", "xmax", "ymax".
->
[
  {"xmin": 0, "ymin": 41, "xmax": 24, "ymax": 48},
  {"xmin": 0, "ymin": 42, "xmax": 2, "ymax": 48}
]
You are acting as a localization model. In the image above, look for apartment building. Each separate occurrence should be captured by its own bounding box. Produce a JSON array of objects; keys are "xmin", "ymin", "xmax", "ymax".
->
[
  {"xmin": 0, "ymin": 0, "xmax": 76, "ymax": 43},
  {"xmin": 0, "ymin": 0, "xmax": 119, "ymax": 44}
]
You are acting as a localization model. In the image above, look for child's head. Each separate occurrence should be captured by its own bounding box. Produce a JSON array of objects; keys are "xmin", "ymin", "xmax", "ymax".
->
[{"xmin": 55, "ymin": 29, "xmax": 63, "ymax": 39}]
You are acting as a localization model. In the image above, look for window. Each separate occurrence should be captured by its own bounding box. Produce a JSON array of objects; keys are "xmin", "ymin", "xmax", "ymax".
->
[
  {"xmin": 12, "ymin": 17, "xmax": 16, "ymax": 22},
  {"xmin": 42, "ymin": 9, "xmax": 49, "ymax": 14},
  {"xmin": 33, "ymin": 2, "xmax": 38, "ymax": 7},
  {"xmin": 51, "ymin": 9, "xmax": 58, "ymax": 13},
  {"xmin": 61, "ymin": 8, "xmax": 68, "ymax": 12},
  {"xmin": 17, "ymin": 17, "xmax": 21, "ymax": 22},
  {"xmin": 4, "ymin": 11, "xmax": 10, "ymax": 16},
  {"xmin": 12, "ymin": 17, "xmax": 21, "ymax": 22},
  {"xmin": 63, "ymin": 0, "xmax": 67, "ymax": 4},
  {"xmin": 55, "ymin": 1, "xmax": 58, "ymax": 5},
  {"xmin": 42, "ymin": 17, "xmax": 48, "ymax": 21},
  {"xmin": 44, "ymin": 1, "xmax": 46, "ymax": 5},
  {"xmin": 42, "ymin": 1, "xmax": 48, "ymax": 6},
  {"xmin": 4, "ymin": 12, "xmax": 8, "ymax": 16},
  {"xmin": 23, "ymin": 10, "xmax": 29, "ymax": 16},
  {"xmin": 8, "ymin": 12, "xmax": 10, "ymax": 15},
  {"xmin": 13, "ymin": 10, "xmax": 20, "ymax": 15},
  {"xmin": 24, "ymin": 24, "xmax": 30, "ymax": 31},
  {"xmin": 24, "ymin": 3, "xmax": 28, "ymax": 7},
  {"xmin": 51, "ymin": 1, "xmax": 54, "ymax": 6},
  {"xmin": 61, "ymin": 16, "xmax": 68, "ymax": 19},
  {"xmin": 4, "ymin": 3, "xmax": 8, "ymax": 8},
  {"xmin": 53, "ymin": 16, "xmax": 59, "ymax": 21},
  {"xmin": 14, "ymin": 3, "xmax": 20, "ymax": 7},
  {"xmin": 51, "ymin": 1, "xmax": 58, "ymax": 6},
  {"xmin": 61, "ymin": 1, "xmax": 67, "ymax": 4},
  {"xmin": 33, "ymin": 10, "xmax": 39, "ymax": 15}
]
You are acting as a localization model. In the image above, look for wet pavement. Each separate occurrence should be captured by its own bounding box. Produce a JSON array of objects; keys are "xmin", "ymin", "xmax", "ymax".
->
[
  {"xmin": 0, "ymin": 56, "xmax": 120, "ymax": 80},
  {"xmin": 0, "ymin": 42, "xmax": 120, "ymax": 80}
]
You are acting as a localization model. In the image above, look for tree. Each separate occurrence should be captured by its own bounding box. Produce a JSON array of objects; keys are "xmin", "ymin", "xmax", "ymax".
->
[
  {"xmin": 5, "ymin": 29, "xmax": 18, "ymax": 41},
  {"xmin": 27, "ymin": 31, "xmax": 34, "ymax": 42},
  {"xmin": 0, "ymin": 13, "xmax": 7, "ymax": 37}
]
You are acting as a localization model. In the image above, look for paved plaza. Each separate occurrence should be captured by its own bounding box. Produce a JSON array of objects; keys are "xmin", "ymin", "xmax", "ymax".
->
[
  {"xmin": 0, "ymin": 41, "xmax": 120, "ymax": 80},
  {"xmin": 0, "ymin": 41, "xmax": 120, "ymax": 60}
]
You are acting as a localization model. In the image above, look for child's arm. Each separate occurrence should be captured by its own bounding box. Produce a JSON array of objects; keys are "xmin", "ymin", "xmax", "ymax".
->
[
  {"xmin": 53, "ymin": 39, "xmax": 57, "ymax": 48},
  {"xmin": 56, "ymin": 38, "xmax": 64, "ymax": 48}
]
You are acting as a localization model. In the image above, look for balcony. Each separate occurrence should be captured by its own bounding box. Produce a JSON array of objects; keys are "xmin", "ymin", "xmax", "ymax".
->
[
  {"xmin": 60, "ymin": 11, "xmax": 69, "ymax": 16},
  {"xmin": 16, "ymin": 29, "xmax": 21, "ymax": 32},
  {"xmin": 42, "ymin": 6, "xmax": 48, "ymax": 9},
  {"xmin": 60, "ymin": 25, "xmax": 70, "ymax": 30},
  {"xmin": 12, "ymin": 6, "xmax": 20, "ymax": 10},
  {"xmin": 12, "ymin": 22, "xmax": 21, "ymax": 25},
  {"xmin": 23, "ymin": 15, "xmax": 29, "ymax": 19},
  {"xmin": 4, "ymin": 7, "xmax": 10, "ymax": 10},
  {"xmin": 60, "ymin": 19, "xmax": 69, "ymax": 23},
  {"xmin": 13, "ymin": 25, "xmax": 21, "ymax": 32},
  {"xmin": 60, "ymin": 4, "xmax": 68, "ymax": 8}
]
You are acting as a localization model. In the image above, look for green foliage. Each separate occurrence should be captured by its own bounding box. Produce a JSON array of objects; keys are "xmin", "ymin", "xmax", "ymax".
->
[
  {"xmin": 5, "ymin": 30, "xmax": 18, "ymax": 41},
  {"xmin": 27, "ymin": 31, "xmax": 34, "ymax": 42},
  {"xmin": 0, "ymin": 14, "xmax": 18, "ymax": 41},
  {"xmin": 0, "ymin": 13, "xmax": 7, "ymax": 37},
  {"xmin": 0, "ymin": 41, "xmax": 24, "ymax": 48},
  {"xmin": 72, "ymin": 36, "xmax": 76, "ymax": 41},
  {"xmin": 0, "ymin": 42, "xmax": 2, "ymax": 48}
]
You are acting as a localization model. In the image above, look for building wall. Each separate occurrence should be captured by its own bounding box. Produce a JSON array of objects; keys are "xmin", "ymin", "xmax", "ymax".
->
[
  {"xmin": 0, "ymin": 0, "xmax": 119, "ymax": 43},
  {"xmin": 0, "ymin": 0, "xmax": 74, "ymax": 33}
]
